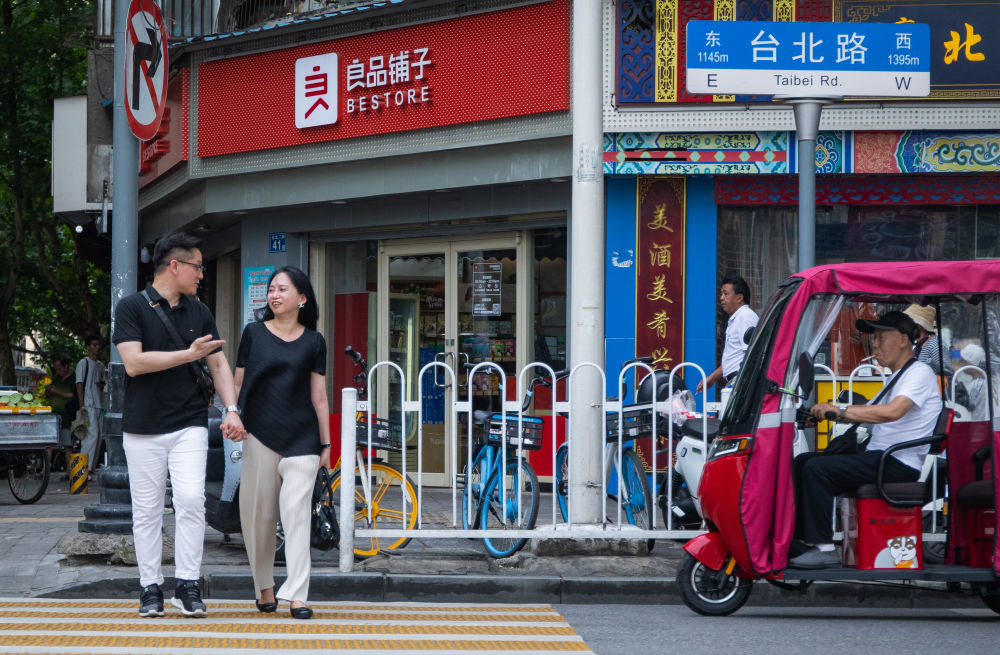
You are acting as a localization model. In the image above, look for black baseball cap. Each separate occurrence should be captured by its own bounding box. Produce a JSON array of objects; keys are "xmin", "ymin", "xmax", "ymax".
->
[{"xmin": 856, "ymin": 311, "xmax": 919, "ymax": 343}]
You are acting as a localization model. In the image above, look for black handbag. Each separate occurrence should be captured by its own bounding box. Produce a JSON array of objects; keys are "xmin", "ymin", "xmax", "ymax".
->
[
  {"xmin": 310, "ymin": 467, "xmax": 339, "ymax": 551},
  {"xmin": 142, "ymin": 290, "xmax": 216, "ymax": 407}
]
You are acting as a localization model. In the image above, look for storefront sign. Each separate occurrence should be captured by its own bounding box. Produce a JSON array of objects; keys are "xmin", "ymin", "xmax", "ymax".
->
[
  {"xmin": 472, "ymin": 263, "xmax": 502, "ymax": 316},
  {"xmin": 198, "ymin": 0, "xmax": 569, "ymax": 157},
  {"xmin": 836, "ymin": 0, "xmax": 1000, "ymax": 99},
  {"xmin": 243, "ymin": 266, "xmax": 275, "ymax": 326},
  {"xmin": 616, "ymin": 0, "xmax": 1000, "ymax": 104},
  {"xmin": 138, "ymin": 69, "xmax": 189, "ymax": 188},
  {"xmin": 635, "ymin": 178, "xmax": 685, "ymax": 370},
  {"xmin": 686, "ymin": 20, "xmax": 930, "ymax": 96}
]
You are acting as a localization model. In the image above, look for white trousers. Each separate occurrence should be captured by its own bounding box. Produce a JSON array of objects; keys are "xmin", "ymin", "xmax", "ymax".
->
[
  {"xmin": 239, "ymin": 434, "xmax": 319, "ymax": 603},
  {"xmin": 123, "ymin": 427, "xmax": 208, "ymax": 588}
]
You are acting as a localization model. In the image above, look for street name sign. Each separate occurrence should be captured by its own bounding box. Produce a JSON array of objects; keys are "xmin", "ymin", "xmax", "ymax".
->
[
  {"xmin": 686, "ymin": 20, "xmax": 930, "ymax": 97},
  {"xmin": 124, "ymin": 0, "xmax": 169, "ymax": 141}
]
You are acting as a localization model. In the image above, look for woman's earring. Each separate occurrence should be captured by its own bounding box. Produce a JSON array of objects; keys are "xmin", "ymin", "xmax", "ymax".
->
[{"xmin": 298, "ymin": 302, "xmax": 306, "ymax": 309}]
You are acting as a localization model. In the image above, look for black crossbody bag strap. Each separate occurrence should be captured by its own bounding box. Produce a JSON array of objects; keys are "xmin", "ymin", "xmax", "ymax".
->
[
  {"xmin": 841, "ymin": 356, "xmax": 919, "ymax": 440},
  {"xmin": 141, "ymin": 290, "xmax": 212, "ymax": 391}
]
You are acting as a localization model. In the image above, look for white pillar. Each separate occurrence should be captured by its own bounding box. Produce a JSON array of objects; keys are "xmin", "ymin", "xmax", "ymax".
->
[
  {"xmin": 568, "ymin": 0, "xmax": 605, "ymax": 523},
  {"xmin": 338, "ymin": 388, "xmax": 357, "ymax": 572}
]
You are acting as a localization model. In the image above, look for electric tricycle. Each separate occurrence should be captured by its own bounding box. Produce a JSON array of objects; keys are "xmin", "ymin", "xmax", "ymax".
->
[{"xmin": 677, "ymin": 261, "xmax": 1000, "ymax": 616}]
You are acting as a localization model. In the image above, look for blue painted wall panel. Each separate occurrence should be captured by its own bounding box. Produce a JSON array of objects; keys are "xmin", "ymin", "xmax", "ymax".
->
[
  {"xmin": 683, "ymin": 177, "xmax": 718, "ymax": 396},
  {"xmin": 605, "ymin": 178, "xmax": 638, "ymax": 396}
]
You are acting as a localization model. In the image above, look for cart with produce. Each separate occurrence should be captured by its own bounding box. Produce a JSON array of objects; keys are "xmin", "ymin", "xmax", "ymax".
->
[{"xmin": 0, "ymin": 389, "xmax": 57, "ymax": 504}]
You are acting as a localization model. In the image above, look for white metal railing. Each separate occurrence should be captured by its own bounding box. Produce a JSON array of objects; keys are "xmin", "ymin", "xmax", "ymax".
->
[{"xmin": 337, "ymin": 360, "xmax": 716, "ymax": 571}]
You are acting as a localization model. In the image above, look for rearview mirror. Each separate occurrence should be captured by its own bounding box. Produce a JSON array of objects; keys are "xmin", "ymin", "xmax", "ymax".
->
[
  {"xmin": 743, "ymin": 326, "xmax": 756, "ymax": 345},
  {"xmin": 798, "ymin": 352, "xmax": 815, "ymax": 398}
]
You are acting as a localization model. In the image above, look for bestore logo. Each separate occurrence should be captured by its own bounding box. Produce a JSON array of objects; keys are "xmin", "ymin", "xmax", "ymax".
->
[
  {"xmin": 295, "ymin": 48, "xmax": 434, "ymax": 128},
  {"xmin": 295, "ymin": 53, "xmax": 339, "ymax": 129}
]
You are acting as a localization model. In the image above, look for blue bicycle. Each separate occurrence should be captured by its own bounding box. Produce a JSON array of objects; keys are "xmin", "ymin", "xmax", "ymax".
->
[{"xmin": 460, "ymin": 373, "xmax": 551, "ymax": 558}]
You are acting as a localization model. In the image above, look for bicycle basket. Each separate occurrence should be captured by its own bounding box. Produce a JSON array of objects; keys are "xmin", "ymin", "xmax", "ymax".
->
[
  {"xmin": 355, "ymin": 416, "xmax": 403, "ymax": 452},
  {"xmin": 486, "ymin": 413, "xmax": 544, "ymax": 451},
  {"xmin": 605, "ymin": 407, "xmax": 654, "ymax": 442}
]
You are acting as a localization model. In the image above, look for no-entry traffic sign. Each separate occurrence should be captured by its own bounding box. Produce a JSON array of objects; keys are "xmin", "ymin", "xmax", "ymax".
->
[
  {"xmin": 686, "ymin": 20, "xmax": 930, "ymax": 97},
  {"xmin": 124, "ymin": 0, "xmax": 169, "ymax": 141}
]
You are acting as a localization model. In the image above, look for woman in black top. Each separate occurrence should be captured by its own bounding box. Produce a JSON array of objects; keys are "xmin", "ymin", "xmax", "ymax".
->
[{"xmin": 233, "ymin": 266, "xmax": 330, "ymax": 620}]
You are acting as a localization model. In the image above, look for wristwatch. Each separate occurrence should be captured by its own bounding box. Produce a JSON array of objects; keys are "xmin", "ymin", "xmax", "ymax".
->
[
  {"xmin": 320, "ymin": 443, "xmax": 331, "ymax": 449},
  {"xmin": 837, "ymin": 404, "xmax": 849, "ymax": 422},
  {"xmin": 225, "ymin": 404, "xmax": 241, "ymax": 416}
]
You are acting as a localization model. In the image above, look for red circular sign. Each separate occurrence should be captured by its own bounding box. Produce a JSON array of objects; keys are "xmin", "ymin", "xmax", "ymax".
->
[{"xmin": 124, "ymin": 0, "xmax": 169, "ymax": 141}]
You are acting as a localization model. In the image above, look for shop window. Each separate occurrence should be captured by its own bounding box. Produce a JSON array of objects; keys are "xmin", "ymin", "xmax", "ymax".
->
[{"xmin": 534, "ymin": 228, "xmax": 567, "ymax": 370}]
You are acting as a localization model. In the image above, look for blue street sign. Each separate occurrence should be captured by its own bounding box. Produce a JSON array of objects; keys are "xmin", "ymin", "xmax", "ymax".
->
[
  {"xmin": 268, "ymin": 232, "xmax": 287, "ymax": 253},
  {"xmin": 686, "ymin": 20, "xmax": 930, "ymax": 96}
]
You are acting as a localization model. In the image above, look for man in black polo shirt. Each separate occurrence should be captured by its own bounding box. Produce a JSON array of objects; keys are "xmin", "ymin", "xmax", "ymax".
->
[{"xmin": 113, "ymin": 232, "xmax": 245, "ymax": 618}]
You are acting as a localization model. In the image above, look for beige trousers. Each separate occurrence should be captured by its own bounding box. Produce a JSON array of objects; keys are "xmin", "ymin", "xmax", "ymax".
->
[{"xmin": 239, "ymin": 433, "xmax": 319, "ymax": 603}]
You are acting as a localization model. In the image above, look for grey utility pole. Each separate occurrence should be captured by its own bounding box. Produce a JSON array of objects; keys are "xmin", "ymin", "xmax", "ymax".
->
[
  {"xmin": 80, "ymin": 0, "xmax": 138, "ymax": 534},
  {"xmin": 786, "ymin": 98, "xmax": 833, "ymax": 271},
  {"xmin": 568, "ymin": 0, "xmax": 605, "ymax": 524}
]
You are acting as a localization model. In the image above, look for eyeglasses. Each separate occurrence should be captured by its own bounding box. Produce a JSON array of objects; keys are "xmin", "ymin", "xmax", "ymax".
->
[{"xmin": 175, "ymin": 259, "xmax": 206, "ymax": 274}]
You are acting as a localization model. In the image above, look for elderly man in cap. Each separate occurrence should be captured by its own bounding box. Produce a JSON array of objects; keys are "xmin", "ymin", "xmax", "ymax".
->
[{"xmin": 789, "ymin": 310, "xmax": 943, "ymax": 569}]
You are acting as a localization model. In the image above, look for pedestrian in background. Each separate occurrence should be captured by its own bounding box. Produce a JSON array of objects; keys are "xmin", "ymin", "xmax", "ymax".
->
[
  {"xmin": 113, "ymin": 231, "xmax": 245, "ymax": 618},
  {"xmin": 233, "ymin": 266, "xmax": 330, "ymax": 620},
  {"xmin": 903, "ymin": 304, "xmax": 953, "ymax": 378},
  {"xmin": 697, "ymin": 276, "xmax": 759, "ymax": 394},
  {"xmin": 75, "ymin": 336, "xmax": 106, "ymax": 474},
  {"xmin": 46, "ymin": 356, "xmax": 77, "ymax": 476}
]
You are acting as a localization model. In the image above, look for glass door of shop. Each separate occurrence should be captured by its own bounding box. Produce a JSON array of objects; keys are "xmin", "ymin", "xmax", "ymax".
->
[{"xmin": 378, "ymin": 235, "xmax": 528, "ymax": 486}]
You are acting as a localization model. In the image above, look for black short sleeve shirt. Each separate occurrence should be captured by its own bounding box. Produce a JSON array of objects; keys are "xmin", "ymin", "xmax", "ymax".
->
[
  {"xmin": 112, "ymin": 285, "xmax": 222, "ymax": 434},
  {"xmin": 236, "ymin": 321, "xmax": 327, "ymax": 457}
]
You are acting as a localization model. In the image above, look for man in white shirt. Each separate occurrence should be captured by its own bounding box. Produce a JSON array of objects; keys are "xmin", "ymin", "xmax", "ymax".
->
[
  {"xmin": 790, "ymin": 310, "xmax": 943, "ymax": 569},
  {"xmin": 76, "ymin": 335, "xmax": 107, "ymax": 474},
  {"xmin": 697, "ymin": 276, "xmax": 759, "ymax": 393}
]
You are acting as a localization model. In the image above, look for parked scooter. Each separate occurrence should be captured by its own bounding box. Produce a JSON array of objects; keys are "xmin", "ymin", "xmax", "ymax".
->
[{"xmin": 204, "ymin": 404, "xmax": 243, "ymax": 538}]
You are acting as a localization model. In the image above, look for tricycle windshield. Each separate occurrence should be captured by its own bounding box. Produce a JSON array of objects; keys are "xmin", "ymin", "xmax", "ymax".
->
[{"xmin": 720, "ymin": 280, "xmax": 800, "ymax": 435}]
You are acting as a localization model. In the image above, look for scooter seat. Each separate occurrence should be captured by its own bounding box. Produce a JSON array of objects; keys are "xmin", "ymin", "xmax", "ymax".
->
[
  {"xmin": 679, "ymin": 417, "xmax": 720, "ymax": 442},
  {"xmin": 853, "ymin": 482, "xmax": 926, "ymax": 505},
  {"xmin": 957, "ymin": 480, "xmax": 995, "ymax": 509}
]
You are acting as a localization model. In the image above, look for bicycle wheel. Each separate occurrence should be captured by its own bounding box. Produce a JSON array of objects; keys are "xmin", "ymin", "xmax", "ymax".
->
[
  {"xmin": 461, "ymin": 447, "xmax": 491, "ymax": 530},
  {"xmin": 480, "ymin": 458, "xmax": 539, "ymax": 558},
  {"xmin": 554, "ymin": 443, "xmax": 569, "ymax": 522},
  {"xmin": 8, "ymin": 450, "xmax": 49, "ymax": 504},
  {"xmin": 331, "ymin": 461, "xmax": 418, "ymax": 559},
  {"xmin": 619, "ymin": 449, "xmax": 652, "ymax": 530}
]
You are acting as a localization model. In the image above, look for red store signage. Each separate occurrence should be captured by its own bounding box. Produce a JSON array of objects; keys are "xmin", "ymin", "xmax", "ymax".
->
[
  {"xmin": 197, "ymin": 0, "xmax": 570, "ymax": 158},
  {"xmin": 139, "ymin": 69, "xmax": 189, "ymax": 187}
]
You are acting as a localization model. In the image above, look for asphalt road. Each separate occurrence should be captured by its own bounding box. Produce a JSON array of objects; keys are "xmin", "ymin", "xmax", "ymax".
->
[{"xmin": 558, "ymin": 603, "xmax": 1000, "ymax": 655}]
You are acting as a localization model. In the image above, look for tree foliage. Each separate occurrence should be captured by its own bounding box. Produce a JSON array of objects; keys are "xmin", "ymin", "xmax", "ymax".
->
[{"xmin": 0, "ymin": 0, "xmax": 105, "ymax": 383}]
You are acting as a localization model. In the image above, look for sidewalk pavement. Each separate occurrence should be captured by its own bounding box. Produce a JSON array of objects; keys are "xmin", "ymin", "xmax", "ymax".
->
[{"xmin": 0, "ymin": 475, "xmax": 984, "ymax": 608}]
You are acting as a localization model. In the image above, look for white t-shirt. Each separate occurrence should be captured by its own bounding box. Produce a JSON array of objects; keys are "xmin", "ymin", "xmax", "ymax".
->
[
  {"xmin": 76, "ymin": 357, "xmax": 106, "ymax": 409},
  {"xmin": 866, "ymin": 360, "xmax": 943, "ymax": 471},
  {"xmin": 722, "ymin": 304, "xmax": 759, "ymax": 377}
]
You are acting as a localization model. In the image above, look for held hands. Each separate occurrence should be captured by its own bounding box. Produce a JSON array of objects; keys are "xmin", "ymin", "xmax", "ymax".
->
[
  {"xmin": 188, "ymin": 334, "xmax": 226, "ymax": 361},
  {"xmin": 221, "ymin": 412, "xmax": 247, "ymax": 441}
]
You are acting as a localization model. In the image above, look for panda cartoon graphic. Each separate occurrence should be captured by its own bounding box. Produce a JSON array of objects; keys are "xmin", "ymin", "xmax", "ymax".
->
[{"xmin": 873, "ymin": 535, "xmax": 919, "ymax": 569}]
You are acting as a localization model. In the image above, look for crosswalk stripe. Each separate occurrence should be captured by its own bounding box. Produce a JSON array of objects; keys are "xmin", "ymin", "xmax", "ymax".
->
[{"xmin": 0, "ymin": 599, "xmax": 595, "ymax": 654}]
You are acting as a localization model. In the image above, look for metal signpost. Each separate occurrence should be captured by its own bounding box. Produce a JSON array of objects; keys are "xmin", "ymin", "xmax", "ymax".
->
[
  {"xmin": 686, "ymin": 20, "xmax": 931, "ymax": 269},
  {"xmin": 82, "ymin": 0, "xmax": 170, "ymax": 535}
]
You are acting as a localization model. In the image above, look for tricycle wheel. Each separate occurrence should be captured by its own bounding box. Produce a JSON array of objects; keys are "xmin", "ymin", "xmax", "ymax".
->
[
  {"xmin": 676, "ymin": 551, "xmax": 753, "ymax": 616},
  {"xmin": 8, "ymin": 450, "xmax": 49, "ymax": 504},
  {"xmin": 981, "ymin": 590, "xmax": 1000, "ymax": 616}
]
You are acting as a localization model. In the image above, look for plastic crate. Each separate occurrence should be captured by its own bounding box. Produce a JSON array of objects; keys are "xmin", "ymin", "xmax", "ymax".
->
[
  {"xmin": 355, "ymin": 416, "xmax": 403, "ymax": 452},
  {"xmin": 605, "ymin": 408, "xmax": 654, "ymax": 442},
  {"xmin": 486, "ymin": 414, "xmax": 544, "ymax": 451}
]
